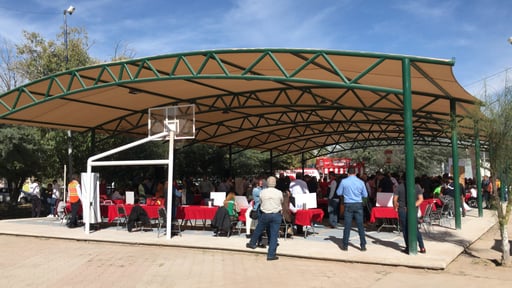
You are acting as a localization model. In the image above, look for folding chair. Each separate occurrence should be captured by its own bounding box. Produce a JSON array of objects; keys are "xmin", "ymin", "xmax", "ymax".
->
[
  {"xmin": 430, "ymin": 201, "xmax": 452, "ymax": 227},
  {"xmin": 419, "ymin": 203, "xmax": 434, "ymax": 234},
  {"xmin": 157, "ymin": 207, "xmax": 181, "ymax": 238},
  {"xmin": 113, "ymin": 204, "xmax": 128, "ymax": 229},
  {"xmin": 227, "ymin": 215, "xmax": 241, "ymax": 237},
  {"xmin": 280, "ymin": 214, "xmax": 293, "ymax": 240}
]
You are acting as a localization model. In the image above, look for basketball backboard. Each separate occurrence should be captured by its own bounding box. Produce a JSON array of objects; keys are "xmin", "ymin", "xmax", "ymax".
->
[{"xmin": 148, "ymin": 104, "xmax": 195, "ymax": 139}]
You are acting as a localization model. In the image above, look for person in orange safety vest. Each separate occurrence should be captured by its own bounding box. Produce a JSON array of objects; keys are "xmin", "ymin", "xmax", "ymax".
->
[{"xmin": 67, "ymin": 174, "xmax": 82, "ymax": 228}]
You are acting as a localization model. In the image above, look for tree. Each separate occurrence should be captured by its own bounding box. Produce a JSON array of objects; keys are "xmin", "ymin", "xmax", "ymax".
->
[
  {"xmin": 479, "ymin": 80, "xmax": 512, "ymax": 266},
  {"xmin": 0, "ymin": 125, "xmax": 43, "ymax": 202},
  {"xmin": 0, "ymin": 38, "xmax": 21, "ymax": 92},
  {"xmin": 15, "ymin": 28, "xmax": 94, "ymax": 81}
]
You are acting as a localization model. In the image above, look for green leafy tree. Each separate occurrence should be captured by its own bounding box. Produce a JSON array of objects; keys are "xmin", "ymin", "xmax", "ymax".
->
[
  {"xmin": 15, "ymin": 28, "xmax": 94, "ymax": 80},
  {"xmin": 0, "ymin": 125, "xmax": 42, "ymax": 202},
  {"xmin": 479, "ymin": 82, "xmax": 512, "ymax": 266}
]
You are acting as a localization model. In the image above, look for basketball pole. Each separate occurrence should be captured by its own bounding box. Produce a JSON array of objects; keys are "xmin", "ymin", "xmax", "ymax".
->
[{"xmin": 166, "ymin": 127, "xmax": 175, "ymax": 240}]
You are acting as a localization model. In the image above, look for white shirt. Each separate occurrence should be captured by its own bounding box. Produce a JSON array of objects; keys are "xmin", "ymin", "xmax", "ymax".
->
[
  {"xmin": 52, "ymin": 183, "xmax": 60, "ymax": 199},
  {"xmin": 289, "ymin": 179, "xmax": 310, "ymax": 197},
  {"xmin": 30, "ymin": 182, "xmax": 40, "ymax": 198},
  {"xmin": 259, "ymin": 187, "xmax": 283, "ymax": 214}
]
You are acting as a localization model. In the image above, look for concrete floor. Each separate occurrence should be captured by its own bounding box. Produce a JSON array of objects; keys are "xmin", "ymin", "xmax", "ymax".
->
[{"xmin": 0, "ymin": 207, "xmax": 497, "ymax": 270}]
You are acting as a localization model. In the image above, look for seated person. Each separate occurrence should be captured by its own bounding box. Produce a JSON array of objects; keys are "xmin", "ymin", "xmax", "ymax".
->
[
  {"xmin": 440, "ymin": 177, "xmax": 455, "ymax": 215},
  {"xmin": 223, "ymin": 192, "xmax": 238, "ymax": 219},
  {"xmin": 282, "ymin": 190, "xmax": 297, "ymax": 236},
  {"xmin": 111, "ymin": 189, "xmax": 125, "ymax": 201},
  {"xmin": 127, "ymin": 198, "xmax": 150, "ymax": 232}
]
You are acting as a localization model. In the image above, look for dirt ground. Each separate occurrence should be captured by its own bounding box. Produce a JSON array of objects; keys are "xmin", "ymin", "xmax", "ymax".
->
[
  {"xmin": 444, "ymin": 217, "xmax": 512, "ymax": 278},
  {"xmin": 0, "ymin": 204, "xmax": 510, "ymax": 287}
]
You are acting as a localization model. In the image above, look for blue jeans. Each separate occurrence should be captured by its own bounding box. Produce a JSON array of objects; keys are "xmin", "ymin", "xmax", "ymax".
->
[
  {"xmin": 328, "ymin": 199, "xmax": 340, "ymax": 227},
  {"xmin": 343, "ymin": 203, "xmax": 366, "ymax": 248},
  {"xmin": 398, "ymin": 208, "xmax": 425, "ymax": 250},
  {"xmin": 249, "ymin": 212, "xmax": 281, "ymax": 259},
  {"xmin": 48, "ymin": 198, "xmax": 57, "ymax": 215}
]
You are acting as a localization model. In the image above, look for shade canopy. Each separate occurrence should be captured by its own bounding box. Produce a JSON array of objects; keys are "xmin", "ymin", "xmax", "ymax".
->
[{"xmin": 0, "ymin": 48, "xmax": 483, "ymax": 158}]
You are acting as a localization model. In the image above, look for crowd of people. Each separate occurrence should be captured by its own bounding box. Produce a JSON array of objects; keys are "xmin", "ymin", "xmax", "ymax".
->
[{"xmin": 18, "ymin": 169, "xmax": 501, "ymax": 256}]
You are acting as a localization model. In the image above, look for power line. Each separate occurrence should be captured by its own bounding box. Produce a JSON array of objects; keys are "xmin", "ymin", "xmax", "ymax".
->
[{"xmin": 464, "ymin": 67, "xmax": 512, "ymax": 89}]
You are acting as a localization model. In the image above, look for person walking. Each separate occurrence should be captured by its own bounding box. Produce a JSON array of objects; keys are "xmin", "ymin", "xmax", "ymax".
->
[
  {"xmin": 336, "ymin": 167, "xmax": 368, "ymax": 251},
  {"xmin": 30, "ymin": 179, "xmax": 41, "ymax": 217},
  {"xmin": 245, "ymin": 176, "xmax": 283, "ymax": 261},
  {"xmin": 67, "ymin": 174, "xmax": 82, "ymax": 228},
  {"xmin": 393, "ymin": 173, "xmax": 426, "ymax": 254}
]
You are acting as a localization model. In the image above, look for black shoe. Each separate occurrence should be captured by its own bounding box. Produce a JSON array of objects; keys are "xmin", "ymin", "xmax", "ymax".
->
[
  {"xmin": 246, "ymin": 234, "xmax": 251, "ymax": 239},
  {"xmin": 341, "ymin": 246, "xmax": 348, "ymax": 251},
  {"xmin": 401, "ymin": 248, "xmax": 409, "ymax": 254},
  {"xmin": 246, "ymin": 243, "xmax": 256, "ymax": 249},
  {"xmin": 361, "ymin": 246, "xmax": 367, "ymax": 252},
  {"xmin": 267, "ymin": 256, "xmax": 279, "ymax": 261},
  {"xmin": 257, "ymin": 243, "xmax": 267, "ymax": 249}
]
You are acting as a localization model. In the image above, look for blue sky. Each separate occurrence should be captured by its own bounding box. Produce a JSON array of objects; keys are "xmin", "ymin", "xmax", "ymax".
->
[{"xmin": 1, "ymin": 0, "xmax": 511, "ymax": 96}]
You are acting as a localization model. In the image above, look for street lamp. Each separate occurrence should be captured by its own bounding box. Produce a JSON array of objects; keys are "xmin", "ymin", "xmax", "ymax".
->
[
  {"xmin": 508, "ymin": 36, "xmax": 512, "ymax": 45},
  {"xmin": 63, "ymin": 5, "xmax": 75, "ymax": 68},
  {"xmin": 63, "ymin": 5, "xmax": 75, "ymax": 183}
]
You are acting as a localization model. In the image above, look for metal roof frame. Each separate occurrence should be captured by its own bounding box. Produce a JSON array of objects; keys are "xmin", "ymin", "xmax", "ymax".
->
[{"xmin": 0, "ymin": 48, "xmax": 484, "ymax": 159}]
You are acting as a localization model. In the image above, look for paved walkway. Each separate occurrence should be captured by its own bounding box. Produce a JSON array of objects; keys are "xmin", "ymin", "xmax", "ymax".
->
[{"xmin": 0, "ymin": 208, "xmax": 497, "ymax": 270}]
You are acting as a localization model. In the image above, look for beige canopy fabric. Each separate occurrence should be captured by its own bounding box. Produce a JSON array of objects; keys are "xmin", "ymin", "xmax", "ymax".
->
[{"xmin": 0, "ymin": 48, "xmax": 483, "ymax": 157}]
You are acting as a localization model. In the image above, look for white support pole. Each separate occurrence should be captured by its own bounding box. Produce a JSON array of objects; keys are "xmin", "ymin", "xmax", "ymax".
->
[
  {"xmin": 166, "ymin": 130, "xmax": 175, "ymax": 240},
  {"xmin": 84, "ymin": 172, "xmax": 91, "ymax": 234},
  {"xmin": 63, "ymin": 164, "xmax": 67, "ymax": 201},
  {"xmin": 84, "ymin": 131, "xmax": 169, "ymax": 235},
  {"xmin": 87, "ymin": 131, "xmax": 168, "ymax": 167},
  {"xmin": 91, "ymin": 160, "xmax": 170, "ymax": 167}
]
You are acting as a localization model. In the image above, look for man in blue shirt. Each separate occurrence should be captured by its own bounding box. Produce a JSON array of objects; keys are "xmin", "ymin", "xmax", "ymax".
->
[{"xmin": 336, "ymin": 167, "xmax": 368, "ymax": 251}]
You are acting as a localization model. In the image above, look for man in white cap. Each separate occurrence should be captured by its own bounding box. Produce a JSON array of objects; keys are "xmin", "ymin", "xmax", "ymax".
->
[{"xmin": 246, "ymin": 176, "xmax": 283, "ymax": 261}]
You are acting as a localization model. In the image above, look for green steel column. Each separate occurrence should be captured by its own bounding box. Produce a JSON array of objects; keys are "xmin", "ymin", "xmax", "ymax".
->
[
  {"xmin": 474, "ymin": 122, "xmax": 483, "ymax": 217},
  {"xmin": 402, "ymin": 58, "xmax": 417, "ymax": 254},
  {"xmin": 450, "ymin": 99, "xmax": 462, "ymax": 229}
]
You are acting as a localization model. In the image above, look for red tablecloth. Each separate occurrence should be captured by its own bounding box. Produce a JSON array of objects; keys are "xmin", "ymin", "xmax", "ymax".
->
[
  {"xmin": 370, "ymin": 207, "xmax": 398, "ymax": 223},
  {"xmin": 175, "ymin": 205, "xmax": 247, "ymax": 221},
  {"xmin": 419, "ymin": 198, "xmax": 441, "ymax": 215},
  {"xmin": 101, "ymin": 204, "xmax": 160, "ymax": 222},
  {"xmin": 295, "ymin": 208, "xmax": 324, "ymax": 226},
  {"xmin": 176, "ymin": 205, "xmax": 218, "ymax": 220}
]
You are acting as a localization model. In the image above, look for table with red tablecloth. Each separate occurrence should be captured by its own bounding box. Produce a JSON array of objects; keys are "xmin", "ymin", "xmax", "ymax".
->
[
  {"xmin": 176, "ymin": 205, "xmax": 218, "ymax": 220},
  {"xmin": 175, "ymin": 205, "xmax": 248, "ymax": 229},
  {"xmin": 370, "ymin": 207, "xmax": 399, "ymax": 232},
  {"xmin": 295, "ymin": 208, "xmax": 324, "ymax": 226},
  {"xmin": 370, "ymin": 207, "xmax": 397, "ymax": 223},
  {"xmin": 294, "ymin": 208, "xmax": 324, "ymax": 238},
  {"xmin": 101, "ymin": 204, "xmax": 161, "ymax": 223}
]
